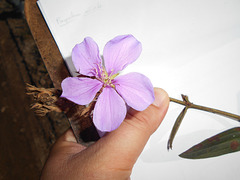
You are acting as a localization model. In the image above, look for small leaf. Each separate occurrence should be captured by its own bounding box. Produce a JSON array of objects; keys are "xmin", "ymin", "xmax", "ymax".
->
[
  {"xmin": 179, "ymin": 127, "xmax": 240, "ymax": 159},
  {"xmin": 168, "ymin": 107, "xmax": 188, "ymax": 150}
]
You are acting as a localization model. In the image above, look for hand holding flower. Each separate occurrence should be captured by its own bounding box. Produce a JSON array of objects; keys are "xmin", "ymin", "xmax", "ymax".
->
[{"xmin": 40, "ymin": 88, "xmax": 169, "ymax": 180}]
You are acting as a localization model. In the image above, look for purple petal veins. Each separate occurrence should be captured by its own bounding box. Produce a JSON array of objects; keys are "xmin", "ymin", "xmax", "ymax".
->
[
  {"xmin": 72, "ymin": 37, "xmax": 102, "ymax": 76},
  {"xmin": 93, "ymin": 87, "xmax": 127, "ymax": 132},
  {"xmin": 61, "ymin": 77, "xmax": 103, "ymax": 105},
  {"xmin": 114, "ymin": 72, "xmax": 155, "ymax": 111},
  {"xmin": 103, "ymin": 35, "xmax": 142, "ymax": 75}
]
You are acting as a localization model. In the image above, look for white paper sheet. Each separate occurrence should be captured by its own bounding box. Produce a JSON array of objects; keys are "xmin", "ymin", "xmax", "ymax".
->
[{"xmin": 37, "ymin": 0, "xmax": 240, "ymax": 179}]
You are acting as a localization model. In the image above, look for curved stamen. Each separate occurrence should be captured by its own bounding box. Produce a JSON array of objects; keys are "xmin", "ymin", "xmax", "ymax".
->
[{"xmin": 92, "ymin": 63, "xmax": 118, "ymax": 88}]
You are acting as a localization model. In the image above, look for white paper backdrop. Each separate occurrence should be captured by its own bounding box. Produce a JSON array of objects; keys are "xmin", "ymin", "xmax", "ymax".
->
[{"xmin": 37, "ymin": 0, "xmax": 240, "ymax": 179}]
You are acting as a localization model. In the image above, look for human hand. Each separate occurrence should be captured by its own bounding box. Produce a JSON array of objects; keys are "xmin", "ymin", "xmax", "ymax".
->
[{"xmin": 40, "ymin": 88, "xmax": 169, "ymax": 180}]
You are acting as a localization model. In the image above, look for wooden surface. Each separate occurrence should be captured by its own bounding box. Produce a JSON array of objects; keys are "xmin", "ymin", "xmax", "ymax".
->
[
  {"xmin": 0, "ymin": 1, "xmax": 99, "ymax": 178},
  {"xmin": 24, "ymin": 0, "xmax": 70, "ymax": 90},
  {"xmin": 24, "ymin": 0, "xmax": 100, "ymax": 144},
  {"xmin": 0, "ymin": 0, "xmax": 69, "ymax": 179}
]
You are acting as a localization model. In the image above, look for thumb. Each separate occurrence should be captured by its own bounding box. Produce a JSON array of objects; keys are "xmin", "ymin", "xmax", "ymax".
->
[{"xmin": 90, "ymin": 88, "xmax": 169, "ymax": 170}]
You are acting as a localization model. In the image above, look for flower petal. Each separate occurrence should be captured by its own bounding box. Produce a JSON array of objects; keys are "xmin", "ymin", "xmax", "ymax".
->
[
  {"xmin": 114, "ymin": 72, "xmax": 155, "ymax": 111},
  {"xmin": 103, "ymin": 35, "xmax": 142, "ymax": 75},
  {"xmin": 61, "ymin": 77, "xmax": 103, "ymax": 105},
  {"xmin": 93, "ymin": 87, "xmax": 127, "ymax": 132},
  {"xmin": 72, "ymin": 37, "xmax": 102, "ymax": 76}
]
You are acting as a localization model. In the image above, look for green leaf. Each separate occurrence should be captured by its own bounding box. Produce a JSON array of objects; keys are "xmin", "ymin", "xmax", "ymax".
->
[
  {"xmin": 168, "ymin": 107, "xmax": 188, "ymax": 150},
  {"xmin": 179, "ymin": 127, "xmax": 240, "ymax": 159}
]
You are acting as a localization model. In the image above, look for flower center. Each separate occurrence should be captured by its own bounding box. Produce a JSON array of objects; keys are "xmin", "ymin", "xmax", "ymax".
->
[{"xmin": 95, "ymin": 63, "xmax": 119, "ymax": 88}]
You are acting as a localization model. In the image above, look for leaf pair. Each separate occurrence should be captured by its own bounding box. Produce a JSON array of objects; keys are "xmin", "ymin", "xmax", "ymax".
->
[{"xmin": 168, "ymin": 94, "xmax": 240, "ymax": 159}]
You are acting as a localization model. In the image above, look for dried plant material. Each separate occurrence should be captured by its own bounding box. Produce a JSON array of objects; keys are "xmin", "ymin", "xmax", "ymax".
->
[
  {"xmin": 30, "ymin": 103, "xmax": 62, "ymax": 116},
  {"xmin": 26, "ymin": 84, "xmax": 99, "ymax": 143},
  {"xmin": 26, "ymin": 84, "xmax": 61, "ymax": 116}
]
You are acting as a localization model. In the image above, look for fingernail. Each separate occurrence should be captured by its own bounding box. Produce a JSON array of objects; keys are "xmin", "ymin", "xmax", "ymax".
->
[{"xmin": 153, "ymin": 88, "xmax": 169, "ymax": 107}]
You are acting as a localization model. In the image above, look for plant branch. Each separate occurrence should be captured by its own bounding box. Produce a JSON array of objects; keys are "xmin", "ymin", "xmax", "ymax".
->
[
  {"xmin": 170, "ymin": 95, "xmax": 240, "ymax": 121},
  {"xmin": 168, "ymin": 95, "xmax": 240, "ymax": 150}
]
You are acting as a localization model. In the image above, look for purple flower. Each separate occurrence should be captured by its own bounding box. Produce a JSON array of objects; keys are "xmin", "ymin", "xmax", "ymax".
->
[{"xmin": 61, "ymin": 35, "xmax": 155, "ymax": 132}]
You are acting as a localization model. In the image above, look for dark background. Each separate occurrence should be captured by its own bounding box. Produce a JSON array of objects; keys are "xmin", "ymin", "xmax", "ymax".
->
[{"xmin": 0, "ymin": 0, "xmax": 69, "ymax": 179}]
